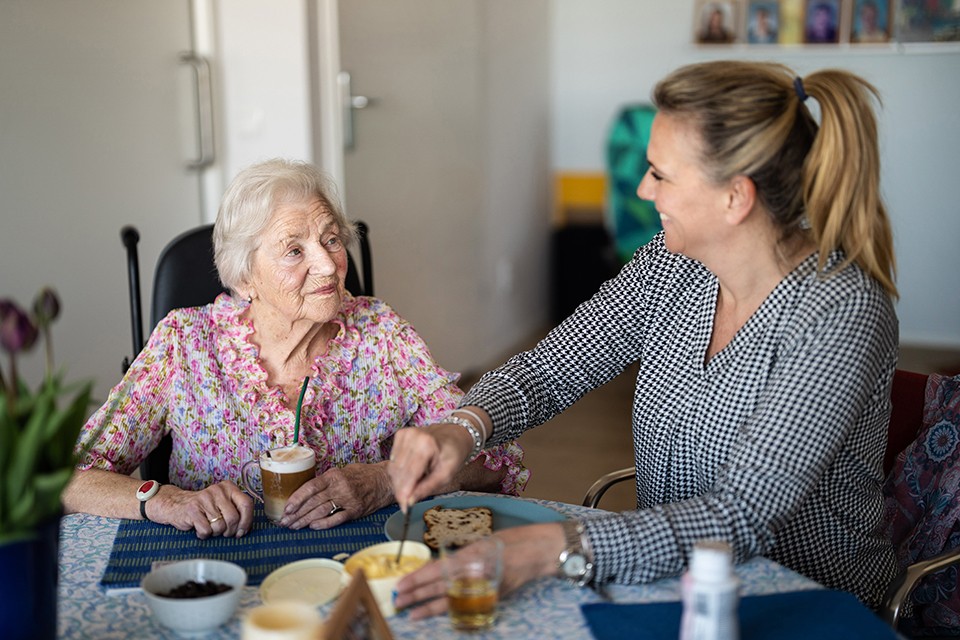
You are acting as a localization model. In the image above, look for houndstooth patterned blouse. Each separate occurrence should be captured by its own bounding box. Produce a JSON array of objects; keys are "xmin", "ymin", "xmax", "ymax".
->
[{"xmin": 464, "ymin": 233, "xmax": 898, "ymax": 607}]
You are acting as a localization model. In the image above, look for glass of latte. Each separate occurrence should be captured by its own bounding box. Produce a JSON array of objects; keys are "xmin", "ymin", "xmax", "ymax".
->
[{"xmin": 241, "ymin": 445, "xmax": 316, "ymax": 522}]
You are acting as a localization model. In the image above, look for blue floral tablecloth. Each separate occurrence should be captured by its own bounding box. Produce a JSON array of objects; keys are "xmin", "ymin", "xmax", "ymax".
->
[{"xmin": 58, "ymin": 493, "xmax": 821, "ymax": 639}]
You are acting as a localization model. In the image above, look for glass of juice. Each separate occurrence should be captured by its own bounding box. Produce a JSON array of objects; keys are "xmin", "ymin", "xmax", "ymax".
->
[{"xmin": 441, "ymin": 537, "xmax": 503, "ymax": 632}]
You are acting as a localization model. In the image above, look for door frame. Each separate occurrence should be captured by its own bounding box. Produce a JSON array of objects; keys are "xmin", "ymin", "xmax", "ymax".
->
[{"xmin": 311, "ymin": 0, "xmax": 346, "ymax": 198}]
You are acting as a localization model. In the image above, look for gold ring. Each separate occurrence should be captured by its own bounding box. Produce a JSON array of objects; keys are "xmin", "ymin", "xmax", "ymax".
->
[{"xmin": 208, "ymin": 515, "xmax": 222, "ymax": 524}]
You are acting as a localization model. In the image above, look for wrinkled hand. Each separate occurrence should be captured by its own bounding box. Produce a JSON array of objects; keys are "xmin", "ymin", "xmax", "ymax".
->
[
  {"xmin": 389, "ymin": 423, "xmax": 474, "ymax": 510},
  {"xmin": 393, "ymin": 523, "xmax": 565, "ymax": 619},
  {"xmin": 151, "ymin": 481, "xmax": 254, "ymax": 539},
  {"xmin": 279, "ymin": 462, "xmax": 392, "ymax": 530}
]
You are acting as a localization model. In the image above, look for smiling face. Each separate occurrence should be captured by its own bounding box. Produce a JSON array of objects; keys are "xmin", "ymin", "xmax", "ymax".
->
[
  {"xmin": 242, "ymin": 197, "xmax": 349, "ymax": 328},
  {"xmin": 636, "ymin": 112, "xmax": 732, "ymax": 261}
]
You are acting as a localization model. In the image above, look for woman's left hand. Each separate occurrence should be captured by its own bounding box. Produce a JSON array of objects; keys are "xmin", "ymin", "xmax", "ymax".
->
[{"xmin": 279, "ymin": 461, "xmax": 392, "ymax": 529}]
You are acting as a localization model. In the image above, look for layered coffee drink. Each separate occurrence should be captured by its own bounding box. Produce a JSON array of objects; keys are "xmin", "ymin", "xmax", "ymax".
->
[{"xmin": 257, "ymin": 445, "xmax": 316, "ymax": 522}]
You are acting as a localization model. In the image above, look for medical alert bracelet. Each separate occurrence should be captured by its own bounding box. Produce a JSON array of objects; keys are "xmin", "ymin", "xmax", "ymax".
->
[{"xmin": 445, "ymin": 415, "xmax": 484, "ymax": 462}]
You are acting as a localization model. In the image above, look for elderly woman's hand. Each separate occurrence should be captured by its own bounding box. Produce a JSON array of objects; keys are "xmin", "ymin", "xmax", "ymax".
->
[
  {"xmin": 279, "ymin": 462, "xmax": 393, "ymax": 530},
  {"xmin": 151, "ymin": 481, "xmax": 255, "ymax": 539},
  {"xmin": 393, "ymin": 523, "xmax": 566, "ymax": 619}
]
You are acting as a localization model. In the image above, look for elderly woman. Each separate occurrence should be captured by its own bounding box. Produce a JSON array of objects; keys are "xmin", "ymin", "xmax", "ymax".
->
[
  {"xmin": 392, "ymin": 60, "xmax": 899, "ymax": 616},
  {"xmin": 64, "ymin": 159, "xmax": 528, "ymax": 538}
]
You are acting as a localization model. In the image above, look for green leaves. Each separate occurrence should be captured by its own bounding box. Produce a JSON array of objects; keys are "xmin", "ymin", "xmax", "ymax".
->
[
  {"xmin": 0, "ymin": 286, "xmax": 98, "ymax": 543},
  {"xmin": 0, "ymin": 377, "xmax": 92, "ymax": 543},
  {"xmin": 0, "ymin": 364, "xmax": 93, "ymax": 542}
]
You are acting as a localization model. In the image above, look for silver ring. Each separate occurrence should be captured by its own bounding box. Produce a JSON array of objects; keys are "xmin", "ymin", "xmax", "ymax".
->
[{"xmin": 328, "ymin": 500, "xmax": 342, "ymax": 516}]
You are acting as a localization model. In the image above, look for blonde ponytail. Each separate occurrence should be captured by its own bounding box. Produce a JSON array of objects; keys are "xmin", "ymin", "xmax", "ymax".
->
[{"xmin": 801, "ymin": 71, "xmax": 897, "ymax": 298}]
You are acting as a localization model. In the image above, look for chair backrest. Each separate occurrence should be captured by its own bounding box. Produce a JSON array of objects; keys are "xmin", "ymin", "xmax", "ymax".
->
[
  {"xmin": 883, "ymin": 368, "xmax": 928, "ymax": 476},
  {"xmin": 122, "ymin": 220, "xmax": 373, "ymax": 484},
  {"xmin": 150, "ymin": 225, "xmax": 228, "ymax": 332}
]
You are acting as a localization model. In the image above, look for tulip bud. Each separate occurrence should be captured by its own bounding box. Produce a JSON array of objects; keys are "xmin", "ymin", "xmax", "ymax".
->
[
  {"xmin": 32, "ymin": 287, "xmax": 61, "ymax": 328},
  {"xmin": 0, "ymin": 299, "xmax": 15, "ymax": 321},
  {"xmin": 0, "ymin": 303, "xmax": 38, "ymax": 354}
]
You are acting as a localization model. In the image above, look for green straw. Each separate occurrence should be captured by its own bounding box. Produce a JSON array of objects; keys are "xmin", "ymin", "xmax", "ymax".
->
[{"xmin": 293, "ymin": 376, "xmax": 309, "ymax": 444}]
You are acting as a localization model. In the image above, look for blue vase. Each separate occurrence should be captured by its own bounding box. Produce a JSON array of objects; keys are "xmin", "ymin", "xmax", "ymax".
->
[{"xmin": 0, "ymin": 515, "xmax": 61, "ymax": 640}]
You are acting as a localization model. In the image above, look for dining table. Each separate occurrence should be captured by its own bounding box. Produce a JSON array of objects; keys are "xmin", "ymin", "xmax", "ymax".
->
[{"xmin": 58, "ymin": 491, "xmax": 842, "ymax": 639}]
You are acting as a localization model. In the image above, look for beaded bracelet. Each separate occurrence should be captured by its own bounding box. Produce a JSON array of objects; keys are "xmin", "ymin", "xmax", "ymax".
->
[
  {"xmin": 452, "ymin": 407, "xmax": 489, "ymax": 441},
  {"xmin": 445, "ymin": 415, "xmax": 484, "ymax": 462}
]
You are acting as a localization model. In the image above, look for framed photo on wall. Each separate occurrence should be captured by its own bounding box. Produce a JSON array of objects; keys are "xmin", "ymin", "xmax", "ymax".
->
[
  {"xmin": 897, "ymin": 0, "xmax": 960, "ymax": 42},
  {"xmin": 694, "ymin": 0, "xmax": 739, "ymax": 43},
  {"xmin": 747, "ymin": 1, "xmax": 782, "ymax": 43},
  {"xmin": 851, "ymin": 0, "xmax": 892, "ymax": 43},
  {"xmin": 804, "ymin": 0, "xmax": 841, "ymax": 43}
]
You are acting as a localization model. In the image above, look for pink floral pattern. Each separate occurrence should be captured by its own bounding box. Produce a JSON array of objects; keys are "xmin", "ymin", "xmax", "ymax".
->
[{"xmin": 76, "ymin": 294, "xmax": 528, "ymax": 495}]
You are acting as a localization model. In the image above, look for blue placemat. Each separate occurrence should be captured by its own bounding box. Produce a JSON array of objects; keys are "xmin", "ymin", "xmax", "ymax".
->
[
  {"xmin": 100, "ymin": 503, "xmax": 399, "ymax": 591},
  {"xmin": 581, "ymin": 589, "xmax": 897, "ymax": 640}
]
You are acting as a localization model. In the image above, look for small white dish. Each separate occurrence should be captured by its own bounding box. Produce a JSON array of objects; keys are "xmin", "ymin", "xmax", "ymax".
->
[
  {"xmin": 259, "ymin": 558, "xmax": 345, "ymax": 607},
  {"xmin": 141, "ymin": 558, "xmax": 246, "ymax": 636}
]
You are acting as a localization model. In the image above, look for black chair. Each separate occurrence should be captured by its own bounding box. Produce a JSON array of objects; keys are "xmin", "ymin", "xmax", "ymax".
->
[{"xmin": 120, "ymin": 220, "xmax": 373, "ymax": 483}]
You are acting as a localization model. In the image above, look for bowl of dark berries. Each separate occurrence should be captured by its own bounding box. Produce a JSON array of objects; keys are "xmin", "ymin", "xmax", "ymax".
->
[{"xmin": 141, "ymin": 559, "xmax": 247, "ymax": 635}]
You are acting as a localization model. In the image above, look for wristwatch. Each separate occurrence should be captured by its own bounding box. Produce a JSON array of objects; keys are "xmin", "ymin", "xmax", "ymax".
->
[
  {"xmin": 557, "ymin": 519, "xmax": 594, "ymax": 587},
  {"xmin": 136, "ymin": 480, "xmax": 161, "ymax": 521}
]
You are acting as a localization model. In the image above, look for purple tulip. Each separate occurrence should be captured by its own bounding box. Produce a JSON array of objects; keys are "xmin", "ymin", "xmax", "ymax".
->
[
  {"xmin": 0, "ymin": 299, "xmax": 15, "ymax": 321},
  {"xmin": 32, "ymin": 287, "xmax": 61, "ymax": 327},
  {"xmin": 0, "ymin": 303, "xmax": 38, "ymax": 354}
]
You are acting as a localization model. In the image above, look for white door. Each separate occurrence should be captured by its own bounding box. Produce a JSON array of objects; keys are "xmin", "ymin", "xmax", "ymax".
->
[
  {"xmin": 0, "ymin": 1, "xmax": 207, "ymax": 400},
  {"xmin": 336, "ymin": 0, "xmax": 487, "ymax": 372}
]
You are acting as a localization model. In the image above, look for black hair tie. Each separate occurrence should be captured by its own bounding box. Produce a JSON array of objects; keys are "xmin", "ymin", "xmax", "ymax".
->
[{"xmin": 793, "ymin": 76, "xmax": 809, "ymax": 103}]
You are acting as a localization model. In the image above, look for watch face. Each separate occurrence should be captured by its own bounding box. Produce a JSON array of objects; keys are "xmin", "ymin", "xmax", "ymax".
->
[{"xmin": 563, "ymin": 553, "xmax": 587, "ymax": 577}]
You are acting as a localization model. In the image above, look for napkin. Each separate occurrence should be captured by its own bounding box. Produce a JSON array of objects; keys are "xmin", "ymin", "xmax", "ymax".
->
[
  {"xmin": 581, "ymin": 589, "xmax": 897, "ymax": 640},
  {"xmin": 100, "ymin": 503, "xmax": 399, "ymax": 592}
]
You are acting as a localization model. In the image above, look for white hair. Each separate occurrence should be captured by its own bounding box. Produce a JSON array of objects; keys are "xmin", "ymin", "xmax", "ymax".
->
[{"xmin": 213, "ymin": 159, "xmax": 356, "ymax": 293}]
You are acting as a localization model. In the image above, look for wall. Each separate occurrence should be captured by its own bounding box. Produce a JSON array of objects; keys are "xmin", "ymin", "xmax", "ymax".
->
[
  {"xmin": 551, "ymin": 0, "xmax": 960, "ymax": 347},
  {"xmin": 214, "ymin": 0, "xmax": 314, "ymax": 197},
  {"xmin": 476, "ymin": 2, "xmax": 553, "ymax": 368},
  {"xmin": 0, "ymin": 1, "xmax": 204, "ymax": 402}
]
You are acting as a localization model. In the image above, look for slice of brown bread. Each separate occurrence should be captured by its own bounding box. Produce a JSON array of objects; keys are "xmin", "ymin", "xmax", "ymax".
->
[{"xmin": 422, "ymin": 505, "xmax": 494, "ymax": 551}]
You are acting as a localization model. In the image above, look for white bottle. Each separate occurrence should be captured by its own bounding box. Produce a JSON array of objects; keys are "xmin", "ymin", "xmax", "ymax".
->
[{"xmin": 679, "ymin": 540, "xmax": 739, "ymax": 640}]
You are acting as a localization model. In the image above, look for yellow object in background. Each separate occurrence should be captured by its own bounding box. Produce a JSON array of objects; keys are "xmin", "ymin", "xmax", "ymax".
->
[
  {"xmin": 554, "ymin": 172, "xmax": 606, "ymax": 226},
  {"xmin": 779, "ymin": 0, "xmax": 805, "ymax": 44}
]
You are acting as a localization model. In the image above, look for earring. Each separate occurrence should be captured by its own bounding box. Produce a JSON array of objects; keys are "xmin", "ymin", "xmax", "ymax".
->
[{"xmin": 246, "ymin": 295, "xmax": 253, "ymax": 304}]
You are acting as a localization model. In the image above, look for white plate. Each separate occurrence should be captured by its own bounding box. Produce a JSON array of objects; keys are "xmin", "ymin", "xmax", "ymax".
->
[
  {"xmin": 259, "ymin": 558, "xmax": 344, "ymax": 607},
  {"xmin": 384, "ymin": 495, "xmax": 567, "ymax": 543}
]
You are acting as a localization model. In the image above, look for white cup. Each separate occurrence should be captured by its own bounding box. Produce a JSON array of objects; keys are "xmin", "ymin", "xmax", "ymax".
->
[{"xmin": 241, "ymin": 602, "xmax": 322, "ymax": 640}]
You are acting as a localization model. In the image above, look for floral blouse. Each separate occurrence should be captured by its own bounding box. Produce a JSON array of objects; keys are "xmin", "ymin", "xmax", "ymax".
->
[{"xmin": 76, "ymin": 293, "xmax": 528, "ymax": 496}]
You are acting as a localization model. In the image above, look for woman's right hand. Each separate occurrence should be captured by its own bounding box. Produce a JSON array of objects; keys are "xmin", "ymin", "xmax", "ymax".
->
[
  {"xmin": 389, "ymin": 423, "xmax": 475, "ymax": 509},
  {"xmin": 151, "ymin": 481, "xmax": 254, "ymax": 539}
]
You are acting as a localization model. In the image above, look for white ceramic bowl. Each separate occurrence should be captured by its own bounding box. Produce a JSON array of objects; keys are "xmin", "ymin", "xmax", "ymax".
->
[
  {"xmin": 141, "ymin": 559, "xmax": 247, "ymax": 635},
  {"xmin": 341, "ymin": 540, "xmax": 431, "ymax": 617}
]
